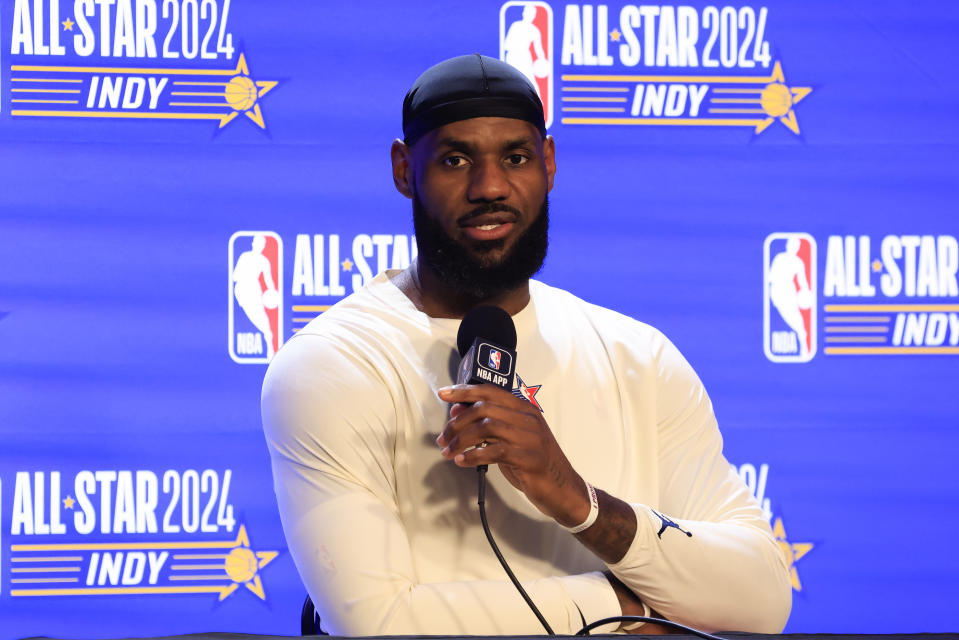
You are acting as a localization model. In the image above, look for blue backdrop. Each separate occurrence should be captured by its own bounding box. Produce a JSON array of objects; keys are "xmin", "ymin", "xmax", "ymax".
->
[{"xmin": 1, "ymin": 0, "xmax": 957, "ymax": 637}]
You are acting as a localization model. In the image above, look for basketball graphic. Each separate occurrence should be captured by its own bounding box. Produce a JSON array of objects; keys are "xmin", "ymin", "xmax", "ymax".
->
[
  {"xmin": 224, "ymin": 547, "xmax": 259, "ymax": 584},
  {"xmin": 761, "ymin": 83, "xmax": 794, "ymax": 118},
  {"xmin": 261, "ymin": 288, "xmax": 280, "ymax": 310},
  {"xmin": 225, "ymin": 76, "xmax": 259, "ymax": 112}
]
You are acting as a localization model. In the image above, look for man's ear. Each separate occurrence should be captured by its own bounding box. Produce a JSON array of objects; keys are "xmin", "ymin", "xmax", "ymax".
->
[
  {"xmin": 543, "ymin": 134, "xmax": 556, "ymax": 193},
  {"xmin": 391, "ymin": 139, "xmax": 414, "ymax": 199}
]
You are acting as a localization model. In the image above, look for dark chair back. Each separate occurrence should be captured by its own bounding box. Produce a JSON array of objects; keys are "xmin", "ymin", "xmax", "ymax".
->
[{"xmin": 300, "ymin": 594, "xmax": 328, "ymax": 635}]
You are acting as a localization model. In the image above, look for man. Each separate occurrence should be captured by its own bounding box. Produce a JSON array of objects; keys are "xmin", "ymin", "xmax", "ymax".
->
[{"xmin": 262, "ymin": 54, "xmax": 791, "ymax": 635}]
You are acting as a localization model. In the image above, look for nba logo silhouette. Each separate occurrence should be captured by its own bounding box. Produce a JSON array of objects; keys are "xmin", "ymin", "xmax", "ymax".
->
[
  {"xmin": 489, "ymin": 349, "xmax": 502, "ymax": 371},
  {"xmin": 764, "ymin": 233, "xmax": 817, "ymax": 363},
  {"xmin": 500, "ymin": 1, "xmax": 553, "ymax": 128},
  {"xmin": 229, "ymin": 231, "xmax": 283, "ymax": 364}
]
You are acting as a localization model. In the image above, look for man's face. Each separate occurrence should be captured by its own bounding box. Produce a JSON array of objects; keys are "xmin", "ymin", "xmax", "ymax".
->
[{"xmin": 399, "ymin": 117, "xmax": 556, "ymax": 299}]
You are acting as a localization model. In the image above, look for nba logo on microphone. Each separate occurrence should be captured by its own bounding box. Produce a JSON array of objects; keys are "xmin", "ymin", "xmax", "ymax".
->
[
  {"xmin": 229, "ymin": 231, "xmax": 283, "ymax": 364},
  {"xmin": 500, "ymin": 1, "xmax": 553, "ymax": 128},
  {"xmin": 764, "ymin": 233, "xmax": 817, "ymax": 363},
  {"xmin": 489, "ymin": 349, "xmax": 502, "ymax": 371}
]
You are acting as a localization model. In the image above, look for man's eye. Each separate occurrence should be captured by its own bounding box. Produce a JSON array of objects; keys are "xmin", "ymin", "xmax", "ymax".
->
[
  {"xmin": 507, "ymin": 154, "xmax": 529, "ymax": 166},
  {"xmin": 444, "ymin": 156, "xmax": 468, "ymax": 167}
]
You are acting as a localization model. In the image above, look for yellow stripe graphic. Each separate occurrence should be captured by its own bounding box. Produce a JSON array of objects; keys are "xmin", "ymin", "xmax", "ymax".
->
[
  {"xmin": 12, "ymin": 539, "xmax": 236, "ymax": 551},
  {"xmin": 11, "ymin": 99, "xmax": 79, "ymax": 104},
  {"xmin": 562, "ymin": 117, "xmax": 765, "ymax": 126},
  {"xmin": 712, "ymin": 87, "xmax": 763, "ymax": 93},
  {"xmin": 12, "ymin": 577, "xmax": 79, "ymax": 583},
  {"xmin": 563, "ymin": 73, "xmax": 775, "ymax": 83},
  {"xmin": 561, "ymin": 107, "xmax": 626, "ymax": 113},
  {"xmin": 708, "ymin": 108, "xmax": 766, "ymax": 114},
  {"xmin": 561, "ymin": 86, "xmax": 629, "ymax": 92},
  {"xmin": 291, "ymin": 305, "xmax": 331, "ymax": 312},
  {"xmin": 711, "ymin": 98, "xmax": 762, "ymax": 104},
  {"xmin": 824, "ymin": 304, "xmax": 959, "ymax": 312},
  {"xmin": 825, "ymin": 347, "xmax": 959, "ymax": 355},
  {"xmin": 11, "ymin": 567, "xmax": 80, "ymax": 573},
  {"xmin": 12, "ymin": 88, "xmax": 81, "ymax": 94},
  {"xmin": 561, "ymin": 97, "xmax": 627, "ymax": 102},
  {"xmin": 12, "ymin": 64, "xmax": 236, "ymax": 76},
  {"xmin": 825, "ymin": 316, "xmax": 891, "ymax": 323},
  {"xmin": 11, "ymin": 110, "xmax": 224, "ymax": 121},
  {"xmin": 11, "ymin": 585, "xmax": 227, "ymax": 596},
  {"xmin": 11, "ymin": 78, "xmax": 82, "ymax": 83}
]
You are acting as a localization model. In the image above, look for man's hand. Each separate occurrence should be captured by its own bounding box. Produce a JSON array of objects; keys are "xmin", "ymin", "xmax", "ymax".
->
[
  {"xmin": 437, "ymin": 384, "xmax": 639, "ymax": 564},
  {"xmin": 438, "ymin": 384, "xmax": 669, "ymax": 632},
  {"xmin": 436, "ymin": 384, "xmax": 589, "ymax": 527},
  {"xmin": 604, "ymin": 571, "xmax": 674, "ymax": 635}
]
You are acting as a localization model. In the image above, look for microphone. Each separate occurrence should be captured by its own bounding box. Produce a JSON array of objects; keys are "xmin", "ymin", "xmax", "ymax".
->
[
  {"xmin": 455, "ymin": 305, "xmax": 517, "ymax": 472},
  {"xmin": 455, "ymin": 305, "xmax": 517, "ymax": 392},
  {"xmin": 452, "ymin": 306, "xmax": 555, "ymax": 635}
]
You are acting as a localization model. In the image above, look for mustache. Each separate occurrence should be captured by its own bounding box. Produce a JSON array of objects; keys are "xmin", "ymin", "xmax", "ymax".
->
[{"xmin": 456, "ymin": 203, "xmax": 523, "ymax": 225}]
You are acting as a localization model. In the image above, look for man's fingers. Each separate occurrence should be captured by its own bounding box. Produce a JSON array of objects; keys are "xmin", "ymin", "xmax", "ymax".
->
[
  {"xmin": 452, "ymin": 441, "xmax": 535, "ymax": 469},
  {"xmin": 437, "ymin": 384, "xmax": 490, "ymax": 404},
  {"xmin": 437, "ymin": 384, "xmax": 524, "ymax": 408},
  {"xmin": 437, "ymin": 401, "xmax": 491, "ymax": 447},
  {"xmin": 452, "ymin": 441, "xmax": 504, "ymax": 466},
  {"xmin": 448, "ymin": 402, "xmax": 471, "ymax": 419},
  {"xmin": 440, "ymin": 417, "xmax": 505, "ymax": 459},
  {"xmin": 437, "ymin": 401, "xmax": 539, "ymax": 449}
]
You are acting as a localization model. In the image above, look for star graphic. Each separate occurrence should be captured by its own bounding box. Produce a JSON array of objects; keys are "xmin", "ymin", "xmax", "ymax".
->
[
  {"xmin": 219, "ymin": 524, "xmax": 279, "ymax": 601},
  {"xmin": 341, "ymin": 258, "xmax": 353, "ymax": 271},
  {"xmin": 216, "ymin": 53, "xmax": 279, "ymax": 130},
  {"xmin": 772, "ymin": 516, "xmax": 814, "ymax": 591},
  {"xmin": 610, "ymin": 28, "xmax": 621, "ymax": 42},
  {"xmin": 516, "ymin": 378, "xmax": 543, "ymax": 412},
  {"xmin": 755, "ymin": 61, "xmax": 812, "ymax": 135},
  {"xmin": 62, "ymin": 17, "xmax": 74, "ymax": 31},
  {"xmin": 63, "ymin": 495, "xmax": 75, "ymax": 509},
  {"xmin": 872, "ymin": 259, "xmax": 883, "ymax": 273}
]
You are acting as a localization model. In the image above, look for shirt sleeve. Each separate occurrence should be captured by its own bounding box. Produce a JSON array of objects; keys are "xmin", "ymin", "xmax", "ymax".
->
[
  {"xmin": 606, "ymin": 331, "xmax": 793, "ymax": 633},
  {"xmin": 261, "ymin": 332, "xmax": 620, "ymax": 635}
]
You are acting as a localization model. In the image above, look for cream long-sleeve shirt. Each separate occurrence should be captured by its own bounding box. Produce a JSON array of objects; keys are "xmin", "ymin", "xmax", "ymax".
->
[{"xmin": 261, "ymin": 272, "xmax": 791, "ymax": 635}]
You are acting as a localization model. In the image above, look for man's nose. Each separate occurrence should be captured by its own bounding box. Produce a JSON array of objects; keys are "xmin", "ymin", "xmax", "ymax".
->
[{"xmin": 467, "ymin": 160, "xmax": 510, "ymax": 202}]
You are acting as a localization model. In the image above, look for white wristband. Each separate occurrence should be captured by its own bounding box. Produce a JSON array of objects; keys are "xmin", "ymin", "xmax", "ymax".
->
[{"xmin": 562, "ymin": 481, "xmax": 599, "ymax": 534}]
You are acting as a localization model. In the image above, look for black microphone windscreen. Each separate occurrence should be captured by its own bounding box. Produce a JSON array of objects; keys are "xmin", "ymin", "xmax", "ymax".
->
[{"xmin": 456, "ymin": 305, "xmax": 517, "ymax": 356}]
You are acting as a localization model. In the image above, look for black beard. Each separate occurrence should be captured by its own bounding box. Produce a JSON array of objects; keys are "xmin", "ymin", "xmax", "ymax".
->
[{"xmin": 412, "ymin": 193, "xmax": 549, "ymax": 301}]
